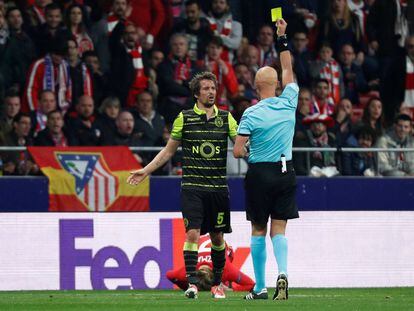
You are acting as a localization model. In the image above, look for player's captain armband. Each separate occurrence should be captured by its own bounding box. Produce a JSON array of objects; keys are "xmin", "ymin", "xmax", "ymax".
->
[{"xmin": 271, "ymin": 7, "xmax": 282, "ymax": 22}]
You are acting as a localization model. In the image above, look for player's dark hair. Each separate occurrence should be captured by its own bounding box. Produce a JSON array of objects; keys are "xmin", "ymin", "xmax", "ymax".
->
[
  {"xmin": 189, "ymin": 72, "xmax": 218, "ymax": 98},
  {"xmin": 196, "ymin": 267, "xmax": 213, "ymax": 291},
  {"xmin": 13, "ymin": 112, "xmax": 31, "ymax": 124}
]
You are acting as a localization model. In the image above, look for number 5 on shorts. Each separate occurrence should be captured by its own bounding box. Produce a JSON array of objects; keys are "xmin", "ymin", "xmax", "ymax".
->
[{"xmin": 217, "ymin": 212, "xmax": 224, "ymax": 225}]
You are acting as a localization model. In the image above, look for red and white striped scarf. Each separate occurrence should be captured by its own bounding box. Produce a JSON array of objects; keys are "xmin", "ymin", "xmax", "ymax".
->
[
  {"xmin": 347, "ymin": 0, "xmax": 367, "ymax": 37},
  {"xmin": 319, "ymin": 59, "xmax": 341, "ymax": 104},
  {"xmin": 207, "ymin": 16, "xmax": 232, "ymax": 62},
  {"xmin": 172, "ymin": 55, "xmax": 192, "ymax": 81},
  {"xmin": 32, "ymin": 4, "xmax": 46, "ymax": 24},
  {"xmin": 207, "ymin": 16, "xmax": 232, "ymax": 36},
  {"xmin": 107, "ymin": 13, "xmax": 120, "ymax": 35},
  {"xmin": 403, "ymin": 56, "xmax": 414, "ymax": 108},
  {"xmin": 311, "ymin": 97, "xmax": 335, "ymax": 116},
  {"xmin": 126, "ymin": 44, "xmax": 148, "ymax": 106}
]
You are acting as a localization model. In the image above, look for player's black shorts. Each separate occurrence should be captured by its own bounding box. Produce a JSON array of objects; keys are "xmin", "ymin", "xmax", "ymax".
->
[
  {"xmin": 181, "ymin": 189, "xmax": 232, "ymax": 235},
  {"xmin": 245, "ymin": 161, "xmax": 299, "ymax": 224}
]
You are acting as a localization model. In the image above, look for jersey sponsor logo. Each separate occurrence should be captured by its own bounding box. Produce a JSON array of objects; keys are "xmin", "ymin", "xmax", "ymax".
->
[
  {"xmin": 214, "ymin": 116, "xmax": 224, "ymax": 128},
  {"xmin": 187, "ymin": 117, "xmax": 201, "ymax": 122},
  {"xmin": 192, "ymin": 142, "xmax": 221, "ymax": 158}
]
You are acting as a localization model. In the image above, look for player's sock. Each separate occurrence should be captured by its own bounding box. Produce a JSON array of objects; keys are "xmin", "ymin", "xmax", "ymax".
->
[
  {"xmin": 251, "ymin": 235, "xmax": 266, "ymax": 292},
  {"xmin": 183, "ymin": 241, "xmax": 199, "ymax": 285},
  {"xmin": 271, "ymin": 234, "xmax": 288, "ymax": 276},
  {"xmin": 211, "ymin": 242, "xmax": 226, "ymax": 286}
]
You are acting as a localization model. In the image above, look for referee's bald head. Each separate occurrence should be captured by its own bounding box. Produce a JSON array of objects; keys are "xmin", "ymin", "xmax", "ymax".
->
[{"xmin": 255, "ymin": 66, "xmax": 278, "ymax": 87}]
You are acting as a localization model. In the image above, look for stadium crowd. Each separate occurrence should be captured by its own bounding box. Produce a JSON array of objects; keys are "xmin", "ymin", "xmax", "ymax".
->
[{"xmin": 0, "ymin": 0, "xmax": 414, "ymax": 176}]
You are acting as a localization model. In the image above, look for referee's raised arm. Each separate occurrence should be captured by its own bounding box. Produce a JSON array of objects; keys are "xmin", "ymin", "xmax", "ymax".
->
[{"xmin": 276, "ymin": 19, "xmax": 294, "ymax": 87}]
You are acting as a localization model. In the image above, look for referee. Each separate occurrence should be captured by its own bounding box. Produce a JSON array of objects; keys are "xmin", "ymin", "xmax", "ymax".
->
[
  {"xmin": 234, "ymin": 19, "xmax": 299, "ymax": 301},
  {"xmin": 128, "ymin": 72, "xmax": 238, "ymax": 299}
]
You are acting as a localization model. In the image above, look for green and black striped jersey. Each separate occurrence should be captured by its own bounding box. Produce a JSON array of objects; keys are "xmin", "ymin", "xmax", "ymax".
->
[{"xmin": 171, "ymin": 104, "xmax": 238, "ymax": 192}]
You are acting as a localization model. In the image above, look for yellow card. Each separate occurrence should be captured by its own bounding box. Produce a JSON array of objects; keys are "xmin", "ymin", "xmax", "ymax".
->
[{"xmin": 271, "ymin": 7, "xmax": 282, "ymax": 22}]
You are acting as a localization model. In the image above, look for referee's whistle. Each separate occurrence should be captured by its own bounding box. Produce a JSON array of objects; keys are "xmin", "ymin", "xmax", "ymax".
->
[{"xmin": 281, "ymin": 154, "xmax": 287, "ymax": 173}]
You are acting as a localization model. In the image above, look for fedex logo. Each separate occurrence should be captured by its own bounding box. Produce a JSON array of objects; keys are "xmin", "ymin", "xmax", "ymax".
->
[{"xmin": 59, "ymin": 219, "xmax": 250, "ymax": 290}]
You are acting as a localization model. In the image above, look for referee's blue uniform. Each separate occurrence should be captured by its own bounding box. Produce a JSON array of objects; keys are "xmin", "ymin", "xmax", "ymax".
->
[
  {"xmin": 238, "ymin": 83, "xmax": 300, "ymax": 223},
  {"xmin": 238, "ymin": 83, "xmax": 299, "ymax": 163}
]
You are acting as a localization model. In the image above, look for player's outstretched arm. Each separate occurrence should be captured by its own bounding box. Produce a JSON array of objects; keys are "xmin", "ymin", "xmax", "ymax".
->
[
  {"xmin": 276, "ymin": 19, "xmax": 294, "ymax": 87},
  {"xmin": 127, "ymin": 138, "xmax": 180, "ymax": 186}
]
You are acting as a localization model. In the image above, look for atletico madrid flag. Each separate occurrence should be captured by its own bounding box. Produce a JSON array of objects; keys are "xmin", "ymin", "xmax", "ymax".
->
[{"xmin": 28, "ymin": 147, "xmax": 149, "ymax": 212}]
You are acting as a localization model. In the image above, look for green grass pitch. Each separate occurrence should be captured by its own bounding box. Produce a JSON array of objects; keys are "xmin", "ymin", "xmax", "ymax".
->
[{"xmin": 1, "ymin": 288, "xmax": 413, "ymax": 311}]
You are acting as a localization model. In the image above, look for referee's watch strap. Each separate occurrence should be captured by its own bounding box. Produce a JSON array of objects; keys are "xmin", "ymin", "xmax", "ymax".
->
[{"xmin": 276, "ymin": 34, "xmax": 289, "ymax": 53}]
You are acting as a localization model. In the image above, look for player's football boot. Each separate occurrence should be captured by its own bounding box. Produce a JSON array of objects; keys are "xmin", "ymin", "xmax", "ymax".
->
[
  {"xmin": 211, "ymin": 283, "xmax": 226, "ymax": 299},
  {"xmin": 243, "ymin": 288, "xmax": 268, "ymax": 300},
  {"xmin": 272, "ymin": 274, "xmax": 288, "ymax": 300},
  {"xmin": 185, "ymin": 284, "xmax": 198, "ymax": 299}
]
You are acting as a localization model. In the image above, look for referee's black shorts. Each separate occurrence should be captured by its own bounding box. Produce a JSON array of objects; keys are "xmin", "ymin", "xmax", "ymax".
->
[
  {"xmin": 181, "ymin": 189, "xmax": 232, "ymax": 235},
  {"xmin": 245, "ymin": 161, "xmax": 299, "ymax": 224}
]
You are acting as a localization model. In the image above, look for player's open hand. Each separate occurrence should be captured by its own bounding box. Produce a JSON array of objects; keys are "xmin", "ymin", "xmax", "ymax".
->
[
  {"xmin": 127, "ymin": 169, "xmax": 148, "ymax": 186},
  {"xmin": 276, "ymin": 18, "xmax": 287, "ymax": 37}
]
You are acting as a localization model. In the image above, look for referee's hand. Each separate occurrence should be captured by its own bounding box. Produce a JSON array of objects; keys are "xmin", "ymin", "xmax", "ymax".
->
[
  {"xmin": 127, "ymin": 169, "xmax": 148, "ymax": 186},
  {"xmin": 276, "ymin": 18, "xmax": 287, "ymax": 37}
]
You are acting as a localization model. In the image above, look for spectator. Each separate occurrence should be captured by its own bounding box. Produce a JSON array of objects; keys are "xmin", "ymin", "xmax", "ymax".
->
[
  {"xmin": 157, "ymin": 33, "xmax": 197, "ymax": 123},
  {"xmin": 256, "ymin": 24, "xmax": 277, "ymax": 67},
  {"xmin": 23, "ymin": 37, "xmax": 73, "ymax": 114},
  {"xmin": 206, "ymin": 0, "xmax": 242, "ymax": 63},
  {"xmin": 67, "ymin": 39, "xmax": 94, "ymax": 111},
  {"xmin": 172, "ymin": 0, "xmax": 213, "ymax": 61},
  {"xmin": 310, "ymin": 79, "xmax": 335, "ymax": 116},
  {"xmin": 109, "ymin": 110, "xmax": 140, "ymax": 145},
  {"xmin": 347, "ymin": 0, "xmax": 370, "ymax": 40},
  {"xmin": 355, "ymin": 97, "xmax": 385, "ymax": 137},
  {"xmin": 131, "ymin": 91, "xmax": 165, "ymax": 147},
  {"xmin": 65, "ymin": 4, "xmax": 94, "ymax": 56},
  {"xmin": 376, "ymin": 114, "xmax": 414, "ymax": 176},
  {"xmin": 65, "ymin": 95, "xmax": 103, "ymax": 145},
  {"xmin": 34, "ymin": 110, "xmax": 77, "ymax": 146},
  {"xmin": 239, "ymin": 45, "xmax": 259, "ymax": 74},
  {"xmin": 198, "ymin": 36, "xmax": 238, "ymax": 110},
  {"xmin": 31, "ymin": 90, "xmax": 57, "ymax": 134},
  {"xmin": 339, "ymin": 44, "xmax": 369, "ymax": 104},
  {"xmin": 0, "ymin": 113, "xmax": 37, "ymax": 175},
  {"xmin": 295, "ymin": 87, "xmax": 312, "ymax": 137},
  {"xmin": 147, "ymin": 49, "xmax": 164, "ymax": 100},
  {"xmin": 0, "ymin": 8, "xmax": 8, "ymax": 76},
  {"xmin": 26, "ymin": 0, "xmax": 52, "ymax": 28},
  {"xmin": 367, "ymin": 0, "xmax": 409, "ymax": 79},
  {"xmin": 0, "ymin": 91, "xmax": 21, "ymax": 139},
  {"xmin": 342, "ymin": 126, "xmax": 377, "ymax": 176},
  {"xmin": 331, "ymin": 98, "xmax": 354, "ymax": 146},
  {"xmin": 90, "ymin": 0, "xmax": 129, "ymax": 73},
  {"xmin": 382, "ymin": 35, "xmax": 414, "ymax": 124},
  {"xmin": 293, "ymin": 113, "xmax": 337, "ymax": 176},
  {"xmin": 2, "ymin": 7, "xmax": 36, "ymax": 91},
  {"xmin": 128, "ymin": 0, "xmax": 165, "ymax": 50},
  {"xmin": 83, "ymin": 50, "xmax": 109, "ymax": 108},
  {"xmin": 97, "ymin": 96, "xmax": 120, "ymax": 145},
  {"xmin": 291, "ymin": 30, "xmax": 313, "ymax": 87},
  {"xmin": 33, "ymin": 3, "xmax": 71, "ymax": 57},
  {"xmin": 310, "ymin": 43, "xmax": 344, "ymax": 104},
  {"xmin": 234, "ymin": 63, "xmax": 256, "ymax": 100},
  {"xmin": 109, "ymin": 21, "xmax": 149, "ymax": 108},
  {"xmin": 318, "ymin": 0, "xmax": 364, "ymax": 58}
]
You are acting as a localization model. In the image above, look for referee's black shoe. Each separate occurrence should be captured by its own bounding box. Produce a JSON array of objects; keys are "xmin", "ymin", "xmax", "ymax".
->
[
  {"xmin": 244, "ymin": 288, "xmax": 268, "ymax": 300},
  {"xmin": 272, "ymin": 274, "xmax": 288, "ymax": 300}
]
